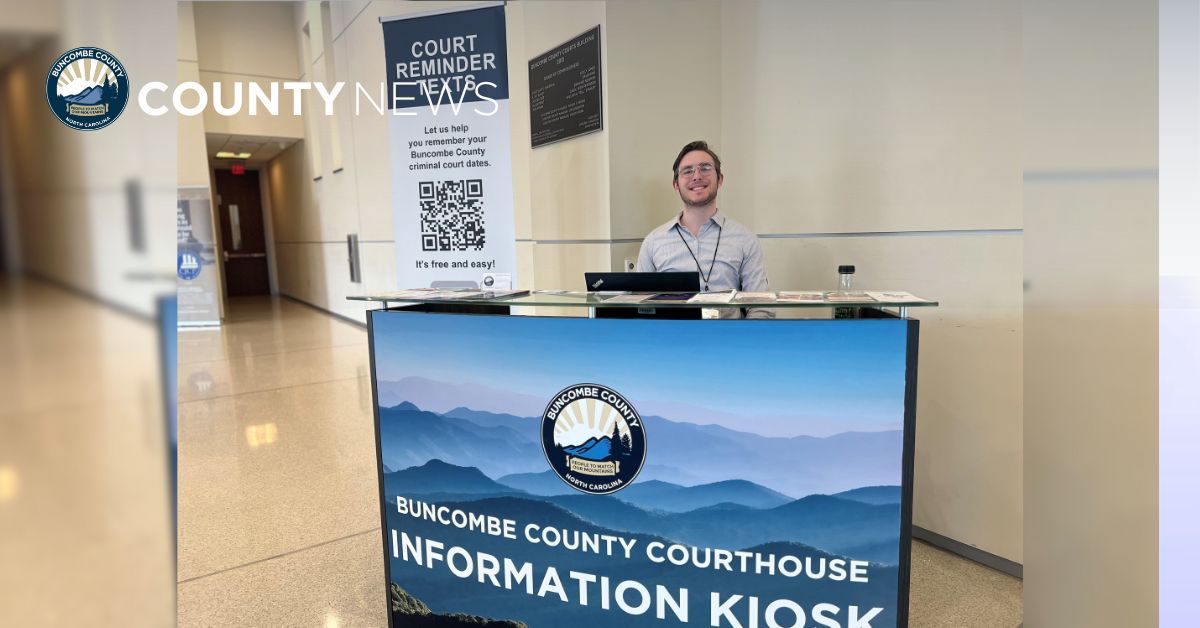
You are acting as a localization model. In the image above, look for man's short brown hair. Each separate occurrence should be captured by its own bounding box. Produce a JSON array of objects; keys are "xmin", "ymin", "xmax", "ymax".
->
[{"xmin": 672, "ymin": 140, "xmax": 722, "ymax": 182}]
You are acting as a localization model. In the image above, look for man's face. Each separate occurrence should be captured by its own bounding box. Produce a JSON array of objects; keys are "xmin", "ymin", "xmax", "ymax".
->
[{"xmin": 673, "ymin": 150, "xmax": 722, "ymax": 208}]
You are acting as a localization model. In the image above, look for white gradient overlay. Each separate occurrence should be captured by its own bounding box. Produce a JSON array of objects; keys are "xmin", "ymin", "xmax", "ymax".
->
[{"xmin": 1160, "ymin": 1, "xmax": 1199, "ymax": 624}]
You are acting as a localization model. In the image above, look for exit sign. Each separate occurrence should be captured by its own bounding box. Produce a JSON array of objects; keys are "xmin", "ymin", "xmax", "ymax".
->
[{"xmin": 231, "ymin": 164, "xmax": 246, "ymax": 175}]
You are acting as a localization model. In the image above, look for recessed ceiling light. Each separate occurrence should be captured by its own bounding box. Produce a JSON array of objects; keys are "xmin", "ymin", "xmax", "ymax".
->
[{"xmin": 215, "ymin": 151, "xmax": 252, "ymax": 159}]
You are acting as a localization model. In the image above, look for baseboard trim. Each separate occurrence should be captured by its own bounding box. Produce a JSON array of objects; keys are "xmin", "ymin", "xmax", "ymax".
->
[
  {"xmin": 912, "ymin": 525, "xmax": 1023, "ymax": 578},
  {"xmin": 280, "ymin": 293, "xmax": 367, "ymax": 329},
  {"xmin": 17, "ymin": 270, "xmax": 153, "ymax": 323}
]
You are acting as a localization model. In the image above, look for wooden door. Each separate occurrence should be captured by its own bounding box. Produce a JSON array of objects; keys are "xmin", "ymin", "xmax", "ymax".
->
[{"xmin": 214, "ymin": 169, "xmax": 269, "ymax": 296}]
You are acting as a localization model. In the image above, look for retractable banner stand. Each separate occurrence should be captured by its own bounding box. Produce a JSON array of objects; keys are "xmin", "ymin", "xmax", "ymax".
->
[
  {"xmin": 382, "ymin": 3, "xmax": 517, "ymax": 289},
  {"xmin": 176, "ymin": 186, "xmax": 220, "ymax": 326},
  {"xmin": 369, "ymin": 313, "xmax": 917, "ymax": 628}
]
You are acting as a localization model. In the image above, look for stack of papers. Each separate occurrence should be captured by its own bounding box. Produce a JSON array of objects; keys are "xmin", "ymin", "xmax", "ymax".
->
[
  {"xmin": 460, "ymin": 289, "xmax": 530, "ymax": 300},
  {"xmin": 825, "ymin": 291, "xmax": 876, "ymax": 303},
  {"xmin": 687, "ymin": 291, "xmax": 736, "ymax": 304},
  {"xmin": 732, "ymin": 291, "xmax": 777, "ymax": 303},
  {"xmin": 424, "ymin": 290, "xmax": 486, "ymax": 300},
  {"xmin": 377, "ymin": 288, "xmax": 529, "ymax": 301},
  {"xmin": 646, "ymin": 293, "xmax": 696, "ymax": 302},
  {"xmin": 776, "ymin": 291, "xmax": 824, "ymax": 303},
  {"xmin": 376, "ymin": 288, "xmax": 440, "ymax": 299},
  {"xmin": 601, "ymin": 294, "xmax": 651, "ymax": 304},
  {"xmin": 864, "ymin": 291, "xmax": 927, "ymax": 303}
]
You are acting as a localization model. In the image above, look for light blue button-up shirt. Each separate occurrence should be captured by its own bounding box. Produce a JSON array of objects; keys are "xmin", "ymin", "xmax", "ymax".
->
[
  {"xmin": 635, "ymin": 210, "xmax": 773, "ymax": 318},
  {"xmin": 636, "ymin": 210, "xmax": 769, "ymax": 292}
]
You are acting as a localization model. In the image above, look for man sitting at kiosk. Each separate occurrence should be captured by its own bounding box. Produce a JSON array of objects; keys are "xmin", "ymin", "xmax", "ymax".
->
[{"xmin": 636, "ymin": 140, "xmax": 773, "ymax": 318}]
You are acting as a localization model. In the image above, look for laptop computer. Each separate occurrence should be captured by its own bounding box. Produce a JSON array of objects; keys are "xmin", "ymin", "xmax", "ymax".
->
[
  {"xmin": 583, "ymin": 272, "xmax": 702, "ymax": 319},
  {"xmin": 584, "ymin": 271, "xmax": 700, "ymax": 293}
]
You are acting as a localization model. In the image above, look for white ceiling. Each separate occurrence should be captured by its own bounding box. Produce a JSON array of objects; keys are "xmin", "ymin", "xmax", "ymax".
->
[{"xmin": 206, "ymin": 133, "xmax": 297, "ymax": 168}]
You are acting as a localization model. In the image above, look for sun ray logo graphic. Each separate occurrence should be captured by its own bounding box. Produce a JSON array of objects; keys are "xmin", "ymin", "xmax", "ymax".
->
[
  {"xmin": 541, "ymin": 384, "xmax": 646, "ymax": 495},
  {"xmin": 45, "ymin": 47, "xmax": 129, "ymax": 131}
]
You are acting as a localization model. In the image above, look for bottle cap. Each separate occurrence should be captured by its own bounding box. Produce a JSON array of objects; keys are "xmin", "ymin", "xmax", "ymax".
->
[{"xmin": 838, "ymin": 265, "xmax": 856, "ymax": 274}]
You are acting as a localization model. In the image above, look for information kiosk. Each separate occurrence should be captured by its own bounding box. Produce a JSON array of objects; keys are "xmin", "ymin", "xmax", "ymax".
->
[{"xmin": 350, "ymin": 291, "xmax": 937, "ymax": 628}]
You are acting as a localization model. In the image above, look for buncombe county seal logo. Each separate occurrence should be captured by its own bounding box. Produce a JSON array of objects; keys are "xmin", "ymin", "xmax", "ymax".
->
[
  {"xmin": 541, "ymin": 384, "xmax": 646, "ymax": 495},
  {"xmin": 45, "ymin": 47, "xmax": 129, "ymax": 131}
]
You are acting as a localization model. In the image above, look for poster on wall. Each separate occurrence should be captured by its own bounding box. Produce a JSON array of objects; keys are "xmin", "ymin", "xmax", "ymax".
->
[
  {"xmin": 369, "ymin": 313, "xmax": 916, "ymax": 627},
  {"xmin": 381, "ymin": 2, "xmax": 517, "ymax": 290},
  {"xmin": 529, "ymin": 25, "xmax": 603, "ymax": 148},
  {"xmin": 176, "ymin": 186, "xmax": 220, "ymax": 326}
]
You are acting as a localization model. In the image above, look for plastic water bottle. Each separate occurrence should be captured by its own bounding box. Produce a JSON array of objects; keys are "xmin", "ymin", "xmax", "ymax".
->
[
  {"xmin": 838, "ymin": 265, "xmax": 855, "ymax": 291},
  {"xmin": 834, "ymin": 265, "xmax": 856, "ymax": 319}
]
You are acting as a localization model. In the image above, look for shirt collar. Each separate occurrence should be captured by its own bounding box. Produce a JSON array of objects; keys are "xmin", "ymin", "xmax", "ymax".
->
[{"xmin": 670, "ymin": 209, "xmax": 725, "ymax": 232}]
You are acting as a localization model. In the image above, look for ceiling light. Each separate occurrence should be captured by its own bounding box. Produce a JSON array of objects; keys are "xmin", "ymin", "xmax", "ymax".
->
[{"xmin": 216, "ymin": 151, "xmax": 252, "ymax": 159}]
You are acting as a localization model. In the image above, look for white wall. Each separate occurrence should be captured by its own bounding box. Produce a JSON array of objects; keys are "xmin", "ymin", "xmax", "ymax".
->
[
  {"xmin": 194, "ymin": 1, "xmax": 305, "ymax": 139},
  {"xmin": 178, "ymin": 2, "xmax": 206, "ymax": 187},
  {"xmin": 0, "ymin": 0, "xmax": 60, "ymax": 33},
  {"xmin": 605, "ymin": 0, "xmax": 722, "ymax": 252},
  {"xmin": 1, "ymin": 0, "xmax": 176, "ymax": 316},
  {"xmin": 522, "ymin": 1, "xmax": 611, "ymax": 294},
  {"xmin": 267, "ymin": 0, "xmax": 414, "ymax": 321},
  {"xmin": 179, "ymin": 1, "xmax": 224, "ymax": 321},
  {"xmin": 713, "ymin": 0, "xmax": 1024, "ymax": 564},
  {"xmin": 1022, "ymin": 0, "xmax": 1158, "ymax": 625}
]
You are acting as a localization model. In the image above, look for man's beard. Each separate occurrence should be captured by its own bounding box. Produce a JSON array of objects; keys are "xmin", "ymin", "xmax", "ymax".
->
[{"xmin": 679, "ymin": 185, "xmax": 718, "ymax": 208}]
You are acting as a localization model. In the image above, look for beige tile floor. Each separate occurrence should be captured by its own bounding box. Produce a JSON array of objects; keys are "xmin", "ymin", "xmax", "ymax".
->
[
  {"xmin": 171, "ymin": 295, "xmax": 1023, "ymax": 627},
  {"xmin": 0, "ymin": 277, "xmax": 174, "ymax": 627}
]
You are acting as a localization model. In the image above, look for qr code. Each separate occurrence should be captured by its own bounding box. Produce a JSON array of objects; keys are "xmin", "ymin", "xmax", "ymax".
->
[{"xmin": 419, "ymin": 179, "xmax": 485, "ymax": 251}]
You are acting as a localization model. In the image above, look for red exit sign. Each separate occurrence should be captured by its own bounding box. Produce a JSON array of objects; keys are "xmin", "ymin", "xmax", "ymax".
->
[{"xmin": 231, "ymin": 164, "xmax": 246, "ymax": 175}]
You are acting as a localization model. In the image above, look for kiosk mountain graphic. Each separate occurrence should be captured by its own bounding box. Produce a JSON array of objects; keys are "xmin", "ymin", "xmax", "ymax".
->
[
  {"xmin": 383, "ymin": 459, "xmax": 902, "ymax": 563},
  {"xmin": 392, "ymin": 583, "xmax": 526, "ymax": 627},
  {"xmin": 377, "ymin": 399, "xmax": 903, "ymax": 498}
]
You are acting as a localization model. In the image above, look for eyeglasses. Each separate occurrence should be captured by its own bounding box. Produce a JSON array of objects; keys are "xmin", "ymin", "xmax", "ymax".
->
[{"xmin": 677, "ymin": 163, "xmax": 716, "ymax": 178}]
